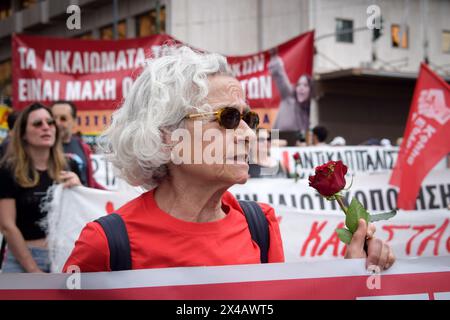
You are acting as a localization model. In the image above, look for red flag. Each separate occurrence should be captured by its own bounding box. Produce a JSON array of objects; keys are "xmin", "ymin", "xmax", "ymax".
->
[
  {"xmin": 227, "ymin": 31, "xmax": 314, "ymax": 109},
  {"xmin": 390, "ymin": 63, "xmax": 450, "ymax": 209}
]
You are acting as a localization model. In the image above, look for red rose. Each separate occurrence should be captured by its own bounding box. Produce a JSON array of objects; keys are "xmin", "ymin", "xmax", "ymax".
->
[
  {"xmin": 293, "ymin": 152, "xmax": 300, "ymax": 161},
  {"xmin": 308, "ymin": 160, "xmax": 348, "ymax": 197}
]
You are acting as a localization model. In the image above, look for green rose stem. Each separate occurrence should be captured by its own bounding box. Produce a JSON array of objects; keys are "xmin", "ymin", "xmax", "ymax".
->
[
  {"xmin": 335, "ymin": 195, "xmax": 348, "ymax": 215},
  {"xmin": 336, "ymin": 194, "xmax": 369, "ymax": 253}
]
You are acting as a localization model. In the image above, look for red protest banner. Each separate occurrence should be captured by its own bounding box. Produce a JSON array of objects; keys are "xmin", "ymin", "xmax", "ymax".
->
[
  {"xmin": 227, "ymin": 31, "xmax": 314, "ymax": 129},
  {"xmin": 389, "ymin": 63, "xmax": 450, "ymax": 210},
  {"xmin": 12, "ymin": 34, "xmax": 175, "ymax": 111},
  {"xmin": 12, "ymin": 34, "xmax": 176, "ymax": 134},
  {"xmin": 12, "ymin": 31, "xmax": 314, "ymax": 133},
  {"xmin": 0, "ymin": 257, "xmax": 448, "ymax": 300}
]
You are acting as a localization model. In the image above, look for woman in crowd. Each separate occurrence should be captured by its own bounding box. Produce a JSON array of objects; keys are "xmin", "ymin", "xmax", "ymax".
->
[
  {"xmin": 269, "ymin": 51, "xmax": 313, "ymax": 134},
  {"xmin": 0, "ymin": 103, "xmax": 81, "ymax": 273},
  {"xmin": 249, "ymin": 129, "xmax": 284, "ymax": 178},
  {"xmin": 64, "ymin": 46, "xmax": 395, "ymax": 272}
]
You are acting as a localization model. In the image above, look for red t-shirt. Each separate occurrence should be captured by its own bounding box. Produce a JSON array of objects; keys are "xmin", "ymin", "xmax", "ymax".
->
[{"xmin": 63, "ymin": 190, "xmax": 285, "ymax": 272}]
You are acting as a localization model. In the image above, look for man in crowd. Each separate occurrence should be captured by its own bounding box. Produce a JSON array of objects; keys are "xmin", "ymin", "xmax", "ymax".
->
[
  {"xmin": 51, "ymin": 101, "xmax": 104, "ymax": 189},
  {"xmin": 312, "ymin": 125, "xmax": 328, "ymax": 146}
]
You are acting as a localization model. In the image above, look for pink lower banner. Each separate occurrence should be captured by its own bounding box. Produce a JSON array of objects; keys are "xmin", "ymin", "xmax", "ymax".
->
[{"xmin": 0, "ymin": 257, "xmax": 449, "ymax": 300}]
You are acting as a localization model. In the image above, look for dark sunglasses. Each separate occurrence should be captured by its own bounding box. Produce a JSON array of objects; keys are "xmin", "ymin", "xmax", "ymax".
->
[
  {"xmin": 185, "ymin": 106, "xmax": 259, "ymax": 130},
  {"xmin": 31, "ymin": 118, "xmax": 56, "ymax": 128}
]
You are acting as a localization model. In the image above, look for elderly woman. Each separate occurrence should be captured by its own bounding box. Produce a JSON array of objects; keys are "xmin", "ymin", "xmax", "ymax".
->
[{"xmin": 63, "ymin": 46, "xmax": 395, "ymax": 272}]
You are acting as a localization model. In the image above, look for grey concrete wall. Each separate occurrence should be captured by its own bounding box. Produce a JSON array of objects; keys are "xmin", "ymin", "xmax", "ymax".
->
[
  {"xmin": 170, "ymin": 0, "xmax": 309, "ymax": 55},
  {"xmin": 169, "ymin": 0, "xmax": 449, "ymax": 75},
  {"xmin": 302, "ymin": 0, "xmax": 450, "ymax": 74}
]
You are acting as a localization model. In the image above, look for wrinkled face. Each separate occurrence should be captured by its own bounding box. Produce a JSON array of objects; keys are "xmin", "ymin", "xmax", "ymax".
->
[
  {"xmin": 24, "ymin": 108, "xmax": 56, "ymax": 148},
  {"xmin": 296, "ymin": 75, "xmax": 310, "ymax": 103},
  {"xmin": 171, "ymin": 75, "xmax": 256, "ymax": 186},
  {"xmin": 52, "ymin": 103, "xmax": 75, "ymax": 142}
]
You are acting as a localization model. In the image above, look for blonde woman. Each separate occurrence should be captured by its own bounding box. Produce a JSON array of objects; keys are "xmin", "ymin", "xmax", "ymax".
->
[{"xmin": 0, "ymin": 103, "xmax": 81, "ymax": 273}]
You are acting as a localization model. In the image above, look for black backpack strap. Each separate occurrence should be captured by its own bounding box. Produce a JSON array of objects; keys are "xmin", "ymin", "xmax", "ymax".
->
[
  {"xmin": 238, "ymin": 200, "xmax": 270, "ymax": 263},
  {"xmin": 95, "ymin": 213, "xmax": 131, "ymax": 271}
]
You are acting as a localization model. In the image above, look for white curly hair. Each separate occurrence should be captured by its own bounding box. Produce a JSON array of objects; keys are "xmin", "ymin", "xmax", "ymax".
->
[{"xmin": 99, "ymin": 45, "xmax": 233, "ymax": 190}]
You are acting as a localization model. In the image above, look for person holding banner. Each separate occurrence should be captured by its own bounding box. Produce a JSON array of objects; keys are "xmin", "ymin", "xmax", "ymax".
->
[
  {"xmin": 0, "ymin": 103, "xmax": 81, "ymax": 273},
  {"xmin": 268, "ymin": 49, "xmax": 313, "ymax": 135},
  {"xmin": 50, "ymin": 101, "xmax": 105, "ymax": 190},
  {"xmin": 64, "ymin": 46, "xmax": 394, "ymax": 273}
]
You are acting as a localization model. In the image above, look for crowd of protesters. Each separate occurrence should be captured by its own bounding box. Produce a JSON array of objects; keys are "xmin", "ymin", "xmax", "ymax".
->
[
  {"xmin": 0, "ymin": 101, "xmax": 103, "ymax": 272},
  {"xmin": 0, "ymin": 46, "xmax": 396, "ymax": 274}
]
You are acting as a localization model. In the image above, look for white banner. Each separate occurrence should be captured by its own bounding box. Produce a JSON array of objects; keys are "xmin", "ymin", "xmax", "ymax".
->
[
  {"xmin": 278, "ymin": 207, "xmax": 449, "ymax": 262},
  {"xmin": 0, "ymin": 257, "xmax": 449, "ymax": 300},
  {"xmin": 90, "ymin": 147, "xmax": 448, "ymax": 190},
  {"xmin": 230, "ymin": 170, "xmax": 450, "ymax": 212},
  {"xmin": 90, "ymin": 154, "xmax": 119, "ymax": 190},
  {"xmin": 271, "ymin": 146, "xmax": 400, "ymax": 178},
  {"xmin": 45, "ymin": 184, "xmax": 142, "ymax": 272},
  {"xmin": 43, "ymin": 183, "xmax": 449, "ymax": 272}
]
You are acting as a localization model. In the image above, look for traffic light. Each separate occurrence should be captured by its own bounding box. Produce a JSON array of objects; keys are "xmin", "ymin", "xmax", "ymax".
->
[{"xmin": 372, "ymin": 16, "xmax": 384, "ymax": 41}]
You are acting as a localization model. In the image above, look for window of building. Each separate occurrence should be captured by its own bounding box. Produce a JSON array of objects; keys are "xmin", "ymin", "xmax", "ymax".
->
[
  {"xmin": 335, "ymin": 19, "xmax": 353, "ymax": 43},
  {"xmin": 0, "ymin": 2, "xmax": 12, "ymax": 20},
  {"xmin": 391, "ymin": 24, "xmax": 409, "ymax": 48},
  {"xmin": 100, "ymin": 20, "xmax": 127, "ymax": 40},
  {"xmin": 137, "ymin": 6, "xmax": 166, "ymax": 37},
  {"xmin": 442, "ymin": 30, "xmax": 450, "ymax": 54}
]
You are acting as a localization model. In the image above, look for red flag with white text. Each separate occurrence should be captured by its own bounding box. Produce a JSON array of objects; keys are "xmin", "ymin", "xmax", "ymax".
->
[
  {"xmin": 227, "ymin": 31, "xmax": 314, "ymax": 128},
  {"xmin": 389, "ymin": 63, "xmax": 450, "ymax": 210}
]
